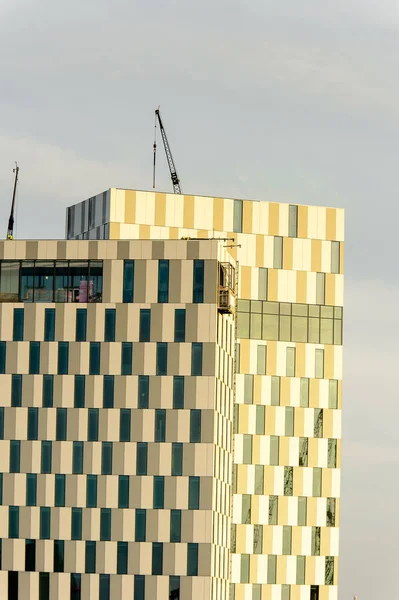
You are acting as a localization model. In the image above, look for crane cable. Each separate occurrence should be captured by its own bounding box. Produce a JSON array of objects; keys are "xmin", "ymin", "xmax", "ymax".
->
[{"xmin": 152, "ymin": 108, "xmax": 158, "ymax": 189}]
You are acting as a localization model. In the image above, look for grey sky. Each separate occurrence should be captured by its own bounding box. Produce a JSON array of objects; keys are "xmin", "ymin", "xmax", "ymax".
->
[{"xmin": 1, "ymin": 1, "xmax": 398, "ymax": 597}]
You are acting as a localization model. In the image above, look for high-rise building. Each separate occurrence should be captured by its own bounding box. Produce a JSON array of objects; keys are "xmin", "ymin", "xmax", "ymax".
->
[{"xmin": 0, "ymin": 189, "xmax": 344, "ymax": 600}]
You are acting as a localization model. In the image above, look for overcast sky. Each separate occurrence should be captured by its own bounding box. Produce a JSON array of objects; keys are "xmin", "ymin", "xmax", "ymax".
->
[{"xmin": 1, "ymin": 1, "xmax": 398, "ymax": 597}]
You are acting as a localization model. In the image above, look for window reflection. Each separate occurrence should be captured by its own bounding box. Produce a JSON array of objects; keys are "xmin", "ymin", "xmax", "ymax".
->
[{"xmin": 0, "ymin": 261, "xmax": 103, "ymax": 303}]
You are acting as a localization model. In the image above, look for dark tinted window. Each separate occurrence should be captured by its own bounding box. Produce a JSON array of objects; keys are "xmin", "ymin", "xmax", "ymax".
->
[
  {"xmin": 89, "ymin": 342, "xmax": 101, "ymax": 375},
  {"xmin": 138, "ymin": 375, "xmax": 149, "ymax": 408},
  {"xmin": 56, "ymin": 408, "xmax": 67, "ymax": 441},
  {"xmin": 100, "ymin": 508, "xmax": 111, "ymax": 541},
  {"xmin": 171, "ymin": 443, "xmax": 183, "ymax": 476},
  {"xmin": 135, "ymin": 509, "xmax": 146, "ymax": 542},
  {"xmin": 13, "ymin": 308, "xmax": 24, "ymax": 341},
  {"xmin": 134, "ymin": 575, "xmax": 145, "ymax": 600},
  {"xmin": 136, "ymin": 442, "xmax": 148, "ymax": 475},
  {"xmin": 11, "ymin": 374, "xmax": 22, "ymax": 407},
  {"xmin": 25, "ymin": 539, "xmax": 36, "ymax": 571},
  {"xmin": 0, "ymin": 341, "xmax": 5, "ymax": 374},
  {"xmin": 87, "ymin": 408, "xmax": 99, "ymax": 442},
  {"xmin": 156, "ymin": 343, "xmax": 167, "ymax": 376},
  {"xmin": 104, "ymin": 308, "xmax": 116, "ymax": 342},
  {"xmin": 74, "ymin": 375, "xmax": 85, "ymax": 408},
  {"xmin": 43, "ymin": 375, "xmax": 54, "ymax": 408},
  {"xmin": 103, "ymin": 375, "xmax": 114, "ymax": 408},
  {"xmin": 40, "ymin": 507, "xmax": 50, "ymax": 539},
  {"xmin": 27, "ymin": 407, "xmax": 38, "ymax": 440},
  {"xmin": 158, "ymin": 260, "xmax": 169, "ymax": 303},
  {"xmin": 120, "ymin": 409, "xmax": 131, "ymax": 442},
  {"xmin": 85, "ymin": 541, "xmax": 96, "ymax": 574},
  {"xmin": 86, "ymin": 475, "xmax": 97, "ymax": 508},
  {"xmin": 26, "ymin": 474, "xmax": 37, "ymax": 506},
  {"xmin": 55, "ymin": 474, "xmax": 65, "ymax": 507},
  {"xmin": 101, "ymin": 442, "xmax": 112, "ymax": 475},
  {"xmin": 10, "ymin": 440, "xmax": 20, "ymax": 473},
  {"xmin": 190, "ymin": 410, "xmax": 201, "ymax": 443},
  {"xmin": 29, "ymin": 342, "xmax": 40, "ymax": 374},
  {"xmin": 170, "ymin": 510, "xmax": 181, "ymax": 542},
  {"xmin": 99, "ymin": 574, "xmax": 110, "ymax": 600},
  {"xmin": 58, "ymin": 342, "xmax": 69, "ymax": 375},
  {"xmin": 193, "ymin": 260, "xmax": 204, "ymax": 303},
  {"xmin": 153, "ymin": 476, "xmax": 165, "ymax": 509},
  {"xmin": 44, "ymin": 308, "xmax": 55, "ymax": 341},
  {"xmin": 189, "ymin": 476, "xmax": 200, "ymax": 509},
  {"xmin": 117, "ymin": 542, "xmax": 128, "ymax": 575},
  {"xmin": 152, "ymin": 542, "xmax": 163, "ymax": 575},
  {"xmin": 139, "ymin": 309, "xmax": 151, "ymax": 342},
  {"xmin": 71, "ymin": 507, "xmax": 82, "ymax": 540},
  {"xmin": 173, "ymin": 376, "xmax": 184, "ymax": 409},
  {"xmin": 121, "ymin": 342, "xmax": 132, "ymax": 375},
  {"xmin": 155, "ymin": 409, "xmax": 166, "ymax": 442},
  {"xmin": 9, "ymin": 506, "xmax": 19, "ymax": 538},
  {"xmin": 73, "ymin": 442, "xmax": 84, "ymax": 474},
  {"xmin": 187, "ymin": 543, "xmax": 198, "ymax": 576},
  {"xmin": 123, "ymin": 260, "xmax": 134, "ymax": 303},
  {"xmin": 118, "ymin": 475, "xmax": 129, "ymax": 509},
  {"xmin": 191, "ymin": 343, "xmax": 203, "ymax": 376},
  {"xmin": 54, "ymin": 540, "xmax": 64, "ymax": 572},
  {"xmin": 75, "ymin": 309, "xmax": 87, "ymax": 342},
  {"xmin": 174, "ymin": 309, "xmax": 186, "ymax": 342},
  {"xmin": 41, "ymin": 441, "xmax": 52, "ymax": 474}
]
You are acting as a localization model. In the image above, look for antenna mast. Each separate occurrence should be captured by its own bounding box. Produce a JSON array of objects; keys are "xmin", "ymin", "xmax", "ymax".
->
[{"xmin": 7, "ymin": 163, "xmax": 19, "ymax": 240}]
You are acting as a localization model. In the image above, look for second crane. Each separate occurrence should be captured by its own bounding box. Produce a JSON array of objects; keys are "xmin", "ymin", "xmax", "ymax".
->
[{"xmin": 153, "ymin": 108, "xmax": 182, "ymax": 194}]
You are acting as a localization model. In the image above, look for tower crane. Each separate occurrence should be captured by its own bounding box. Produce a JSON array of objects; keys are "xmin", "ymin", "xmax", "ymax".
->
[
  {"xmin": 7, "ymin": 163, "xmax": 19, "ymax": 240},
  {"xmin": 153, "ymin": 108, "xmax": 182, "ymax": 194}
]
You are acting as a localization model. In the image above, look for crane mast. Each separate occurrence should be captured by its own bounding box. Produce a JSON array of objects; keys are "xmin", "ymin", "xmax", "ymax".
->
[
  {"xmin": 153, "ymin": 108, "xmax": 182, "ymax": 194},
  {"xmin": 7, "ymin": 163, "xmax": 19, "ymax": 240}
]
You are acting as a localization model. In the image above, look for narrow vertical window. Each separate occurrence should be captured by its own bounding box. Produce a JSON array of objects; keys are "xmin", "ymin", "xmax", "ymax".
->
[
  {"xmin": 139, "ymin": 309, "xmax": 151, "ymax": 342},
  {"xmin": 288, "ymin": 205, "xmax": 298, "ymax": 238},
  {"xmin": 86, "ymin": 475, "xmax": 97, "ymax": 508},
  {"xmin": 325, "ymin": 557, "xmax": 335, "ymax": 585},
  {"xmin": 313, "ymin": 467, "xmax": 322, "ymax": 497},
  {"xmin": 258, "ymin": 267, "xmax": 268, "ymax": 301},
  {"xmin": 173, "ymin": 376, "xmax": 184, "ymax": 409},
  {"xmin": 104, "ymin": 308, "xmax": 116, "ymax": 342},
  {"xmin": 255, "ymin": 406, "xmax": 265, "ymax": 435},
  {"xmin": 118, "ymin": 475, "xmax": 129, "ymax": 509},
  {"xmin": 123, "ymin": 260, "xmax": 135, "ymax": 303},
  {"xmin": 174, "ymin": 309, "xmax": 186, "ymax": 342},
  {"xmin": 316, "ymin": 273, "xmax": 325, "ymax": 305},
  {"xmin": 103, "ymin": 375, "xmax": 114, "ymax": 408},
  {"xmin": 10, "ymin": 440, "xmax": 21, "ymax": 473},
  {"xmin": 136, "ymin": 442, "xmax": 148, "ymax": 475},
  {"xmin": 300, "ymin": 378, "xmax": 309, "ymax": 407},
  {"xmin": 71, "ymin": 508, "xmax": 82, "ymax": 540},
  {"xmin": 233, "ymin": 199, "xmax": 243, "ymax": 233},
  {"xmin": 41, "ymin": 441, "xmax": 52, "ymax": 474},
  {"xmin": 284, "ymin": 466, "xmax": 293, "ymax": 496},
  {"xmin": 40, "ymin": 507, "xmax": 51, "ymax": 539},
  {"xmin": 190, "ymin": 410, "xmax": 201, "ymax": 443},
  {"xmin": 74, "ymin": 375, "xmax": 85, "ymax": 408},
  {"xmin": 331, "ymin": 241, "xmax": 340, "ymax": 274},
  {"xmin": 267, "ymin": 555, "xmax": 276, "ymax": 584},
  {"xmin": 296, "ymin": 556, "xmax": 305, "ymax": 585},
  {"xmin": 257, "ymin": 345, "xmax": 267, "ymax": 375},
  {"xmin": 155, "ymin": 409, "xmax": 166, "ymax": 442},
  {"xmin": 101, "ymin": 442, "xmax": 113, "ymax": 475},
  {"xmin": 299, "ymin": 438, "xmax": 308, "ymax": 467},
  {"xmin": 270, "ymin": 436, "xmax": 279, "ymax": 466},
  {"xmin": 44, "ymin": 308, "xmax": 55, "ymax": 342},
  {"xmin": 328, "ymin": 439, "xmax": 337, "ymax": 468},
  {"xmin": 315, "ymin": 349, "xmax": 324, "ymax": 379},
  {"xmin": 56, "ymin": 408, "xmax": 67, "ymax": 441},
  {"xmin": 314, "ymin": 409, "xmax": 323, "ymax": 438},
  {"xmin": 171, "ymin": 443, "xmax": 183, "ymax": 476},
  {"xmin": 25, "ymin": 539, "xmax": 36, "ymax": 572},
  {"xmin": 26, "ymin": 474, "xmax": 37, "ymax": 507},
  {"xmin": 89, "ymin": 342, "xmax": 101, "ymax": 375},
  {"xmin": 75, "ymin": 308, "xmax": 87, "ymax": 342},
  {"xmin": 87, "ymin": 408, "xmax": 99, "ymax": 442},
  {"xmin": 285, "ymin": 407, "xmax": 294, "ymax": 436},
  {"xmin": 54, "ymin": 474, "xmax": 65, "ymax": 507},
  {"xmin": 71, "ymin": 574, "xmax": 81, "ymax": 600},
  {"xmin": 121, "ymin": 342, "xmax": 132, "ymax": 375},
  {"xmin": 193, "ymin": 260, "xmax": 204, "ymax": 303},
  {"xmin": 191, "ymin": 343, "xmax": 203, "ymax": 376},
  {"xmin": 170, "ymin": 510, "xmax": 181, "ymax": 542},
  {"xmin": 13, "ymin": 308, "xmax": 24, "ymax": 341},
  {"xmin": 138, "ymin": 375, "xmax": 149, "ymax": 408},
  {"xmin": 9, "ymin": 506, "xmax": 19, "ymax": 538},
  {"xmin": 85, "ymin": 541, "xmax": 96, "ymax": 574},
  {"xmin": 169, "ymin": 577, "xmax": 180, "ymax": 599},
  {"xmin": 268, "ymin": 496, "xmax": 278, "ymax": 524},
  {"xmin": 187, "ymin": 543, "xmax": 198, "ymax": 576},
  {"xmin": 0, "ymin": 341, "xmax": 5, "ymax": 374},
  {"xmin": 29, "ymin": 342, "xmax": 40, "ymax": 374},
  {"xmin": 326, "ymin": 498, "xmax": 336, "ymax": 526},
  {"xmin": 188, "ymin": 476, "xmax": 200, "ymax": 509},
  {"xmin": 283, "ymin": 526, "xmax": 292, "ymax": 555},
  {"xmin": 243, "ymin": 374, "xmax": 254, "ymax": 404},
  {"xmin": 134, "ymin": 576, "xmax": 145, "ymax": 600},
  {"xmin": 273, "ymin": 237, "xmax": 283, "ymax": 269},
  {"xmin": 243, "ymin": 434, "xmax": 252, "ymax": 464},
  {"xmin": 158, "ymin": 260, "xmax": 169, "ymax": 303},
  {"xmin": 328, "ymin": 380, "xmax": 338, "ymax": 409},
  {"xmin": 73, "ymin": 441, "xmax": 84, "ymax": 475},
  {"xmin": 58, "ymin": 342, "xmax": 69, "ymax": 375},
  {"xmin": 119, "ymin": 409, "xmax": 131, "ymax": 442},
  {"xmin": 156, "ymin": 342, "xmax": 168, "ymax": 376},
  {"xmin": 27, "ymin": 407, "xmax": 38, "ymax": 440},
  {"xmin": 271, "ymin": 376, "xmax": 280, "ymax": 406},
  {"xmin": 42, "ymin": 374, "xmax": 54, "ymax": 408},
  {"xmin": 117, "ymin": 542, "xmax": 128, "ymax": 575},
  {"xmin": 135, "ymin": 509, "xmax": 146, "ymax": 542},
  {"xmin": 100, "ymin": 508, "xmax": 111, "ymax": 541},
  {"xmin": 298, "ymin": 497, "xmax": 307, "ymax": 526},
  {"xmin": 0, "ymin": 407, "xmax": 3, "ymax": 440},
  {"xmin": 152, "ymin": 542, "xmax": 163, "ymax": 575},
  {"xmin": 153, "ymin": 476, "xmax": 165, "ymax": 509},
  {"xmin": 11, "ymin": 374, "xmax": 22, "ymax": 407},
  {"xmin": 286, "ymin": 347, "xmax": 296, "ymax": 377}
]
